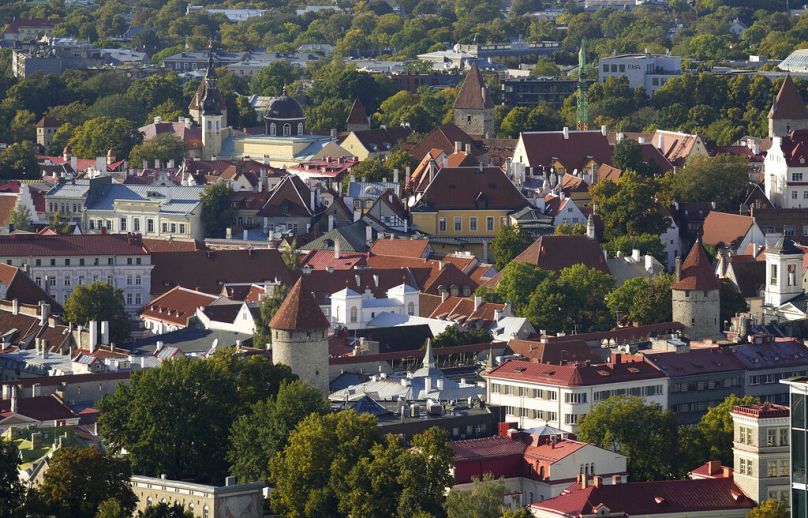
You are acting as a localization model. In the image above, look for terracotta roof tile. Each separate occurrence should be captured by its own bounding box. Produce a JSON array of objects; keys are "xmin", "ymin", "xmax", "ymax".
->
[
  {"xmin": 518, "ymin": 131, "xmax": 613, "ymax": 172},
  {"xmin": 370, "ymin": 238, "xmax": 431, "ymax": 258},
  {"xmin": 507, "ymin": 339, "xmax": 602, "ymax": 364},
  {"xmin": 512, "ymin": 235, "xmax": 609, "ymax": 274},
  {"xmin": 269, "ymin": 278, "xmax": 330, "ymax": 330},
  {"xmin": 414, "ymin": 166, "xmax": 530, "ymax": 212},
  {"xmin": 701, "ymin": 212, "xmax": 754, "ymax": 249},
  {"xmin": 141, "ymin": 286, "xmax": 218, "ymax": 327},
  {"xmin": 671, "ymin": 243, "xmax": 719, "ymax": 291},
  {"xmin": 770, "ymin": 75, "xmax": 808, "ymax": 120},
  {"xmin": 486, "ymin": 358, "xmax": 664, "ymax": 387}
]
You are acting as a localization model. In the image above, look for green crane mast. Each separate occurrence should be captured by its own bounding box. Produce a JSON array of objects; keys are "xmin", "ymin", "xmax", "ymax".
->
[{"xmin": 576, "ymin": 40, "xmax": 589, "ymax": 130}]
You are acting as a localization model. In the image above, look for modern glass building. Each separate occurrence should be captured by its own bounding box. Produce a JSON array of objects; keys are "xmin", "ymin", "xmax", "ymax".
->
[{"xmin": 782, "ymin": 378, "xmax": 808, "ymax": 517}]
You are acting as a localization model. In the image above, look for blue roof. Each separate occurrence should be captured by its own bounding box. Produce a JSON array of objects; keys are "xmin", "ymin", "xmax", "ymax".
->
[
  {"xmin": 86, "ymin": 184, "xmax": 204, "ymax": 215},
  {"xmin": 351, "ymin": 395, "xmax": 392, "ymax": 416}
]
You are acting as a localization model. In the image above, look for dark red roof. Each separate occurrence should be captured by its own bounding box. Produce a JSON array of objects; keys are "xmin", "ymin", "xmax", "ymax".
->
[
  {"xmin": 453, "ymin": 435, "xmax": 527, "ymax": 462},
  {"xmin": 518, "ymin": 131, "xmax": 613, "ymax": 172},
  {"xmin": 3, "ymin": 18, "xmax": 62, "ymax": 34},
  {"xmin": 0, "ymin": 395, "xmax": 76, "ymax": 422},
  {"xmin": 486, "ymin": 358, "xmax": 664, "ymax": 387},
  {"xmin": 0, "ymin": 263, "xmax": 60, "ymax": 309},
  {"xmin": 531, "ymin": 477, "xmax": 752, "ymax": 516},
  {"xmin": 346, "ymin": 98, "xmax": 369, "ymax": 125},
  {"xmin": 776, "ymin": 129, "xmax": 808, "ymax": 167},
  {"xmin": 370, "ymin": 238, "xmax": 431, "ymax": 259},
  {"xmin": 269, "ymin": 278, "xmax": 330, "ymax": 331},
  {"xmin": 512, "ymin": 235, "xmax": 609, "ymax": 274},
  {"xmin": 0, "ymin": 234, "xmax": 148, "ymax": 257},
  {"xmin": 141, "ymin": 286, "xmax": 218, "ymax": 327},
  {"xmin": 36, "ymin": 116, "xmax": 59, "ymax": 128},
  {"xmin": 415, "ymin": 166, "xmax": 529, "ymax": 211},
  {"xmin": 454, "ymin": 63, "xmax": 493, "ymax": 110},
  {"xmin": 731, "ymin": 403, "xmax": 789, "ymax": 419},
  {"xmin": 770, "ymin": 75, "xmax": 808, "ymax": 120},
  {"xmin": 407, "ymin": 124, "xmax": 483, "ymax": 162},
  {"xmin": 507, "ymin": 339, "xmax": 602, "ymax": 365},
  {"xmin": 671, "ymin": 242, "xmax": 719, "ymax": 291}
]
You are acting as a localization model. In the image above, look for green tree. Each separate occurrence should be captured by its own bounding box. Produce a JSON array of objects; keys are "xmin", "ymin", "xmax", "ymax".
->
[
  {"xmin": 397, "ymin": 426, "xmax": 454, "ymax": 517},
  {"xmin": 0, "ymin": 437, "xmax": 24, "ymax": 518},
  {"xmin": 578, "ymin": 396, "xmax": 680, "ymax": 481},
  {"xmin": 50, "ymin": 123, "xmax": 76, "ymax": 155},
  {"xmin": 499, "ymin": 106, "xmax": 531, "ymax": 139},
  {"xmin": 10, "ymin": 109, "xmax": 36, "ymax": 142},
  {"xmin": 269, "ymin": 411, "xmax": 381, "ymax": 517},
  {"xmin": 7, "ymin": 204, "xmax": 33, "ymax": 231},
  {"xmin": 127, "ymin": 74, "xmax": 183, "ymax": 113},
  {"xmin": 128, "ymin": 134, "xmax": 186, "ymax": 169},
  {"xmin": 137, "ymin": 503, "xmax": 195, "ymax": 518},
  {"xmin": 490, "ymin": 262, "xmax": 553, "ymax": 317},
  {"xmin": 555, "ymin": 223, "xmax": 587, "ymax": 236},
  {"xmin": 98, "ymin": 359, "xmax": 238, "ymax": 483},
  {"xmin": 69, "ymin": 116, "xmax": 140, "ymax": 159},
  {"xmin": 431, "ymin": 325, "xmax": 493, "ymax": 348},
  {"xmin": 147, "ymin": 99, "xmax": 185, "ymax": 125},
  {"xmin": 612, "ymin": 139, "xmax": 650, "ymax": 175},
  {"xmin": 63, "ymin": 282, "xmax": 129, "ymax": 343},
  {"xmin": 342, "ymin": 434, "xmax": 405, "ymax": 517},
  {"xmin": 0, "ymin": 141, "xmax": 39, "ymax": 179},
  {"xmin": 445, "ymin": 474, "xmax": 505, "ymax": 518},
  {"xmin": 250, "ymin": 62, "xmax": 302, "ymax": 96},
  {"xmin": 200, "ymin": 182, "xmax": 236, "ymax": 238},
  {"xmin": 86, "ymin": 94, "xmax": 147, "ymax": 124},
  {"xmin": 747, "ymin": 499, "xmax": 789, "ymax": 518},
  {"xmin": 590, "ymin": 172, "xmax": 667, "ymax": 240},
  {"xmin": 528, "ymin": 264, "xmax": 615, "ymax": 333},
  {"xmin": 206, "ymin": 350, "xmax": 297, "ymax": 415},
  {"xmin": 662, "ymin": 154, "xmax": 750, "ymax": 211},
  {"xmin": 282, "ymin": 239, "xmax": 299, "ymax": 271},
  {"xmin": 604, "ymin": 234, "xmax": 666, "ymax": 264},
  {"xmin": 720, "ymin": 279, "xmax": 749, "ymax": 325},
  {"xmin": 500, "ymin": 509, "xmax": 533, "ymax": 518},
  {"xmin": 36, "ymin": 447, "xmax": 136, "ymax": 518},
  {"xmin": 606, "ymin": 275, "xmax": 673, "ymax": 326},
  {"xmin": 227, "ymin": 380, "xmax": 328, "ymax": 483},
  {"xmin": 492, "ymin": 224, "xmax": 531, "ymax": 270},
  {"xmin": 697, "ymin": 394, "xmax": 759, "ymax": 467},
  {"xmin": 95, "ymin": 498, "xmax": 127, "ymax": 518},
  {"xmin": 253, "ymin": 285, "xmax": 290, "ymax": 348}
]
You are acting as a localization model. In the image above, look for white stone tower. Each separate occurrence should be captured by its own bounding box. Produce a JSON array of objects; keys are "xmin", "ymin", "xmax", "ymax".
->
[
  {"xmin": 269, "ymin": 278, "xmax": 331, "ymax": 395},
  {"xmin": 764, "ymin": 237, "xmax": 804, "ymax": 308},
  {"xmin": 671, "ymin": 240, "xmax": 721, "ymax": 340}
]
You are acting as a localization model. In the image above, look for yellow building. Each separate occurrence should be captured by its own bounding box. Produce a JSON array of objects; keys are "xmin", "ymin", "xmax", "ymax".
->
[
  {"xmin": 410, "ymin": 165, "xmax": 533, "ymax": 261},
  {"xmin": 338, "ymin": 127, "xmax": 412, "ymax": 161}
]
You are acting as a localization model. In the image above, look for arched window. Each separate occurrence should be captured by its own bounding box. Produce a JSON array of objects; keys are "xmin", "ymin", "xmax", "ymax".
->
[
  {"xmin": 297, "ymin": 122, "xmax": 304, "ymax": 135},
  {"xmin": 407, "ymin": 302, "xmax": 415, "ymax": 316},
  {"xmin": 283, "ymin": 123, "xmax": 291, "ymax": 136},
  {"xmin": 270, "ymin": 123, "xmax": 276, "ymax": 136},
  {"xmin": 350, "ymin": 307, "xmax": 357, "ymax": 323},
  {"xmin": 450, "ymin": 284, "xmax": 459, "ymax": 296}
]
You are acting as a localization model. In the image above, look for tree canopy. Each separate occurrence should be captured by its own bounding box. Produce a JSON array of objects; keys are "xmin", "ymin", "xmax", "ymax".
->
[
  {"xmin": 63, "ymin": 282, "xmax": 130, "ymax": 344},
  {"xmin": 661, "ymin": 154, "xmax": 750, "ymax": 211},
  {"xmin": 200, "ymin": 182, "xmax": 237, "ymax": 238},
  {"xmin": 0, "ymin": 438, "xmax": 23, "ymax": 518},
  {"xmin": 491, "ymin": 225, "xmax": 531, "ymax": 271}
]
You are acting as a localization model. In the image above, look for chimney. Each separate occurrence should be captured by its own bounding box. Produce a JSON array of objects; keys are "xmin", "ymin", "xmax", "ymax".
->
[
  {"xmin": 707, "ymin": 460, "xmax": 721, "ymax": 475},
  {"xmin": 454, "ymin": 141, "xmax": 462, "ymax": 153},
  {"xmin": 334, "ymin": 240, "xmax": 341, "ymax": 259},
  {"xmin": 226, "ymin": 227, "xmax": 232, "ymax": 240},
  {"xmin": 243, "ymin": 229, "xmax": 248, "ymax": 241},
  {"xmin": 631, "ymin": 249, "xmax": 641, "ymax": 262},
  {"xmin": 310, "ymin": 190, "xmax": 315, "ymax": 212},
  {"xmin": 612, "ymin": 475, "xmax": 620, "ymax": 485},
  {"xmin": 225, "ymin": 476, "xmax": 237, "ymax": 487},
  {"xmin": 657, "ymin": 132, "xmax": 664, "ymax": 150},
  {"xmin": 474, "ymin": 296, "xmax": 482, "ymax": 310},
  {"xmin": 593, "ymin": 476, "xmax": 602, "ymax": 488},
  {"xmin": 393, "ymin": 169, "xmax": 399, "ymax": 184},
  {"xmin": 32, "ymin": 383, "xmax": 40, "ymax": 397},
  {"xmin": 675, "ymin": 256, "xmax": 682, "ymax": 281},
  {"xmin": 1, "ymin": 384, "xmax": 9, "ymax": 400},
  {"xmin": 563, "ymin": 127, "xmax": 569, "ymax": 140},
  {"xmin": 365, "ymin": 225, "xmax": 373, "ymax": 244},
  {"xmin": 10, "ymin": 386, "xmax": 17, "ymax": 413},
  {"xmin": 601, "ymin": 125, "xmax": 607, "ymax": 136},
  {"xmin": 580, "ymin": 474, "xmax": 587, "ymax": 489},
  {"xmin": 100, "ymin": 321, "xmax": 109, "ymax": 345},
  {"xmin": 644, "ymin": 254, "xmax": 654, "ymax": 273},
  {"xmin": 465, "ymin": 143, "xmax": 471, "ymax": 154},
  {"xmin": 11, "ymin": 299, "xmax": 18, "ymax": 315},
  {"xmin": 156, "ymin": 340, "xmax": 164, "ymax": 352},
  {"xmin": 39, "ymin": 303, "xmax": 50, "ymax": 327},
  {"xmin": 441, "ymin": 290, "xmax": 448, "ymax": 302},
  {"xmin": 89, "ymin": 320, "xmax": 98, "ymax": 353},
  {"xmin": 328, "ymin": 215, "xmax": 334, "ymax": 232},
  {"xmin": 405, "ymin": 166, "xmax": 411, "ymax": 185}
]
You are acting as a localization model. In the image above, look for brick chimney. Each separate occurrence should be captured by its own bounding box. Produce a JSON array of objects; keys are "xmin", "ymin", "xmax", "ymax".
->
[{"xmin": 593, "ymin": 476, "xmax": 602, "ymax": 488}]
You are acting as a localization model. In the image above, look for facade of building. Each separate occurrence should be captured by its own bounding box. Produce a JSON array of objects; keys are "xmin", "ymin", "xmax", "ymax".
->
[
  {"xmin": 780, "ymin": 377, "xmax": 808, "ymax": 516},
  {"xmin": 731, "ymin": 403, "xmax": 791, "ymax": 506},
  {"xmin": 0, "ymin": 234, "xmax": 152, "ymax": 313},
  {"xmin": 485, "ymin": 356, "xmax": 667, "ymax": 433},
  {"xmin": 501, "ymin": 77, "xmax": 587, "ymax": 108},
  {"xmin": 597, "ymin": 53, "xmax": 682, "ymax": 95},
  {"xmin": 130, "ymin": 475, "xmax": 264, "ymax": 518}
]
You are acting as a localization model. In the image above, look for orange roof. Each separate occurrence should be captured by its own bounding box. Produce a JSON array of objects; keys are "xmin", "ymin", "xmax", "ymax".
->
[
  {"xmin": 523, "ymin": 438, "xmax": 587, "ymax": 463},
  {"xmin": 0, "ymin": 194, "xmax": 17, "ymax": 226},
  {"xmin": 369, "ymin": 238, "xmax": 431, "ymax": 259},
  {"xmin": 269, "ymin": 278, "xmax": 330, "ymax": 331},
  {"xmin": 672, "ymin": 243, "xmax": 719, "ymax": 291},
  {"xmin": 701, "ymin": 212, "xmax": 754, "ymax": 249},
  {"xmin": 141, "ymin": 286, "xmax": 218, "ymax": 327}
]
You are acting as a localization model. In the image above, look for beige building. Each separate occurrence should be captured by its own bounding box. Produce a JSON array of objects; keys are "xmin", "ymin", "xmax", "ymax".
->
[
  {"xmin": 131, "ymin": 475, "xmax": 264, "ymax": 518},
  {"xmin": 731, "ymin": 403, "xmax": 790, "ymax": 505}
]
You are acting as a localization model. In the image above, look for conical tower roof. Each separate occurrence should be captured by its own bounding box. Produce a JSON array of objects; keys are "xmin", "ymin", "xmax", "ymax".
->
[
  {"xmin": 346, "ymin": 98, "xmax": 369, "ymax": 125},
  {"xmin": 769, "ymin": 75, "xmax": 808, "ymax": 121},
  {"xmin": 671, "ymin": 242, "xmax": 720, "ymax": 291},
  {"xmin": 453, "ymin": 63, "xmax": 493, "ymax": 110},
  {"xmin": 269, "ymin": 279, "xmax": 330, "ymax": 331}
]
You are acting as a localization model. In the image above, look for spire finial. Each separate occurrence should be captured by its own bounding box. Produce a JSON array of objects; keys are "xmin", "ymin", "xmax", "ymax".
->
[{"xmin": 207, "ymin": 39, "xmax": 214, "ymax": 73}]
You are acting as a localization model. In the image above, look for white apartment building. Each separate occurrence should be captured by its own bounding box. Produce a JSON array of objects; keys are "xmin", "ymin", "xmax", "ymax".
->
[
  {"xmin": 0, "ymin": 234, "xmax": 152, "ymax": 314},
  {"xmin": 598, "ymin": 53, "xmax": 681, "ymax": 96},
  {"xmin": 485, "ymin": 357, "xmax": 667, "ymax": 433},
  {"xmin": 330, "ymin": 283, "xmax": 420, "ymax": 330},
  {"xmin": 764, "ymin": 131, "xmax": 808, "ymax": 209}
]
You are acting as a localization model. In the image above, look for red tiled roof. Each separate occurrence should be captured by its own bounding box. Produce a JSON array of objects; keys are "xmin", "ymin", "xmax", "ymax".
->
[
  {"xmin": 0, "ymin": 194, "xmax": 18, "ymax": 226},
  {"xmin": 507, "ymin": 339, "xmax": 602, "ymax": 365},
  {"xmin": 258, "ymin": 175, "xmax": 314, "ymax": 217},
  {"xmin": 770, "ymin": 75, "xmax": 808, "ymax": 121},
  {"xmin": 518, "ymin": 131, "xmax": 613, "ymax": 172},
  {"xmin": 454, "ymin": 63, "xmax": 493, "ymax": 110},
  {"xmin": 731, "ymin": 403, "xmax": 789, "ymax": 419},
  {"xmin": 370, "ymin": 238, "xmax": 431, "ymax": 259},
  {"xmin": 140, "ymin": 286, "xmax": 218, "ymax": 327},
  {"xmin": 0, "ymin": 395, "xmax": 76, "ymax": 422},
  {"xmin": 531, "ymin": 477, "xmax": 753, "ymax": 516},
  {"xmin": 407, "ymin": 124, "xmax": 483, "ymax": 162},
  {"xmin": 36, "ymin": 116, "xmax": 59, "ymax": 128},
  {"xmin": 415, "ymin": 166, "xmax": 530, "ymax": 211},
  {"xmin": 671, "ymin": 242, "xmax": 719, "ymax": 291},
  {"xmin": 701, "ymin": 212, "xmax": 754, "ymax": 249},
  {"xmin": 512, "ymin": 235, "xmax": 608, "ymax": 274},
  {"xmin": 269, "ymin": 278, "xmax": 330, "ymax": 331},
  {"xmin": 523, "ymin": 439, "xmax": 587, "ymax": 463},
  {"xmin": 776, "ymin": 129, "xmax": 808, "ymax": 167},
  {"xmin": 453, "ymin": 435, "xmax": 527, "ymax": 462},
  {"xmin": 3, "ymin": 18, "xmax": 62, "ymax": 34},
  {"xmin": 486, "ymin": 358, "xmax": 664, "ymax": 387},
  {"xmin": 0, "ymin": 234, "xmax": 148, "ymax": 257},
  {"xmin": 300, "ymin": 250, "xmax": 367, "ymax": 270},
  {"xmin": 0, "ymin": 263, "xmax": 59, "ymax": 308},
  {"xmin": 346, "ymin": 98, "xmax": 369, "ymax": 125},
  {"xmin": 689, "ymin": 461, "xmax": 732, "ymax": 479},
  {"xmin": 141, "ymin": 238, "xmax": 203, "ymax": 253}
]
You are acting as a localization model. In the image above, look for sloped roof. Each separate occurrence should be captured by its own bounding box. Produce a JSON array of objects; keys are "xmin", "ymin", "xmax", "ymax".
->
[
  {"xmin": 486, "ymin": 358, "xmax": 664, "ymax": 387},
  {"xmin": 770, "ymin": 75, "xmax": 808, "ymax": 120},
  {"xmin": 414, "ymin": 166, "xmax": 530, "ymax": 212},
  {"xmin": 518, "ymin": 131, "xmax": 613, "ymax": 172},
  {"xmin": 0, "ymin": 234, "xmax": 148, "ymax": 257},
  {"xmin": 700, "ymin": 211, "xmax": 754, "ymax": 249},
  {"xmin": 141, "ymin": 286, "xmax": 218, "ymax": 327},
  {"xmin": 268, "ymin": 278, "xmax": 330, "ymax": 331},
  {"xmin": 453, "ymin": 63, "xmax": 493, "ymax": 110},
  {"xmin": 0, "ymin": 395, "xmax": 76, "ymax": 422},
  {"xmin": 346, "ymin": 127, "xmax": 412, "ymax": 153},
  {"xmin": 0, "ymin": 263, "xmax": 59, "ymax": 309},
  {"xmin": 407, "ymin": 123, "xmax": 483, "ymax": 162},
  {"xmin": 36, "ymin": 116, "xmax": 59, "ymax": 128},
  {"xmin": 671, "ymin": 242, "xmax": 720, "ymax": 291},
  {"xmin": 370, "ymin": 238, "xmax": 431, "ymax": 258},
  {"xmin": 511, "ymin": 235, "xmax": 609, "ymax": 274},
  {"xmin": 507, "ymin": 338, "xmax": 602, "ymax": 364},
  {"xmin": 346, "ymin": 98, "xmax": 369, "ymax": 125},
  {"xmin": 258, "ymin": 175, "xmax": 314, "ymax": 218}
]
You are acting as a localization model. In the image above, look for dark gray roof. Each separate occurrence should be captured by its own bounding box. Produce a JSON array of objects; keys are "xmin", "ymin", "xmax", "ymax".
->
[
  {"xmin": 301, "ymin": 221, "xmax": 372, "ymax": 252},
  {"xmin": 123, "ymin": 327, "xmax": 251, "ymax": 355}
]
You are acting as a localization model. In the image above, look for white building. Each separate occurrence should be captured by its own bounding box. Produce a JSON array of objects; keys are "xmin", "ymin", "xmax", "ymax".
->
[
  {"xmin": 763, "ymin": 238, "xmax": 808, "ymax": 322},
  {"xmin": 598, "ymin": 53, "xmax": 682, "ymax": 96},
  {"xmin": 0, "ymin": 234, "xmax": 152, "ymax": 313},
  {"xmin": 330, "ymin": 283, "xmax": 420, "ymax": 330},
  {"xmin": 485, "ymin": 357, "xmax": 667, "ymax": 433}
]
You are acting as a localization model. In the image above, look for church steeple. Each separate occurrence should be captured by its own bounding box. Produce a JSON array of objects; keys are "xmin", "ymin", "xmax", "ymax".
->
[{"xmin": 189, "ymin": 40, "xmax": 227, "ymax": 126}]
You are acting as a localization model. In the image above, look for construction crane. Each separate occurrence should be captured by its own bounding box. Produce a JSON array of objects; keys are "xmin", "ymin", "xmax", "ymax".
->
[{"xmin": 576, "ymin": 40, "xmax": 589, "ymax": 130}]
